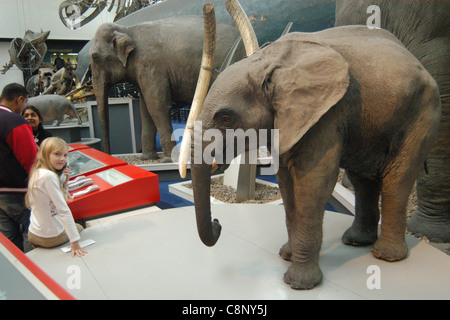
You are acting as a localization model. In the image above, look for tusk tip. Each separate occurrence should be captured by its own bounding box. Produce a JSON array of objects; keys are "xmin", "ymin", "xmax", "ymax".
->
[{"xmin": 203, "ymin": 3, "xmax": 214, "ymax": 13}]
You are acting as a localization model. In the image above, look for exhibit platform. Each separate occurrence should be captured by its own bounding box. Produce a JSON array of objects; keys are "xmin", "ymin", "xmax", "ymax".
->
[{"xmin": 25, "ymin": 204, "xmax": 450, "ymax": 300}]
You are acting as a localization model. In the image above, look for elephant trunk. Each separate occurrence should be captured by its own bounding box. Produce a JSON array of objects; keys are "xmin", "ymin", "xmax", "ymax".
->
[
  {"xmin": 92, "ymin": 79, "xmax": 111, "ymax": 154},
  {"xmin": 191, "ymin": 157, "xmax": 222, "ymax": 247}
]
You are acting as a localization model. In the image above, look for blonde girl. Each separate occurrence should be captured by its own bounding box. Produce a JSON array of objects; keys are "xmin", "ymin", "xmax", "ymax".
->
[{"xmin": 26, "ymin": 137, "xmax": 87, "ymax": 257}]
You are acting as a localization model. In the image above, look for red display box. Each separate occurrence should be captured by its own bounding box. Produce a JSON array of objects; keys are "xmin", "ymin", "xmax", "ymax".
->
[
  {"xmin": 68, "ymin": 164, "xmax": 160, "ymax": 221},
  {"xmin": 68, "ymin": 143, "xmax": 90, "ymax": 152}
]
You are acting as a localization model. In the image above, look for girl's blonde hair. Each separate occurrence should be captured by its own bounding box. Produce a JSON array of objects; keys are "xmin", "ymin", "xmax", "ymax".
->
[{"xmin": 25, "ymin": 137, "xmax": 69, "ymax": 208}]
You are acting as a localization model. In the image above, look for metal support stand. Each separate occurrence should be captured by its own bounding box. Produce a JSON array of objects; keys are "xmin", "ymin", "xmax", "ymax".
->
[{"xmin": 223, "ymin": 152, "xmax": 256, "ymax": 202}]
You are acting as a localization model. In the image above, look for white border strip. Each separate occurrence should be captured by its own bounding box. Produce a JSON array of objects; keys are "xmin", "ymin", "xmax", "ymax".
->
[{"xmin": 0, "ymin": 245, "xmax": 59, "ymax": 300}]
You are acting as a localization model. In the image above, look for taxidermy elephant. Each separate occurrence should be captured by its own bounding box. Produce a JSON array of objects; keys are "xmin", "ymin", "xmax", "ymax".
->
[
  {"xmin": 335, "ymin": 0, "xmax": 450, "ymax": 243},
  {"xmin": 189, "ymin": 26, "xmax": 440, "ymax": 289},
  {"xmin": 89, "ymin": 16, "xmax": 245, "ymax": 161},
  {"xmin": 27, "ymin": 95, "xmax": 82, "ymax": 126},
  {"xmin": 74, "ymin": 0, "xmax": 336, "ymax": 82}
]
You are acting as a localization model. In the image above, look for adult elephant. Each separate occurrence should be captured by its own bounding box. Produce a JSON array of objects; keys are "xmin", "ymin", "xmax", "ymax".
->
[
  {"xmin": 75, "ymin": 0, "xmax": 336, "ymax": 83},
  {"xmin": 334, "ymin": 0, "xmax": 450, "ymax": 243},
  {"xmin": 89, "ymin": 16, "xmax": 245, "ymax": 161}
]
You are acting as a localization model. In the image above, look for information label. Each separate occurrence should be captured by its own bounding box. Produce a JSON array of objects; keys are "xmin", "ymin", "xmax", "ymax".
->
[{"xmin": 96, "ymin": 169, "xmax": 133, "ymax": 186}]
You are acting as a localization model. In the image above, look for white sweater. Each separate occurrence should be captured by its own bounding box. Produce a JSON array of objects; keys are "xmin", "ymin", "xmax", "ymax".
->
[{"xmin": 28, "ymin": 168, "xmax": 80, "ymax": 242}]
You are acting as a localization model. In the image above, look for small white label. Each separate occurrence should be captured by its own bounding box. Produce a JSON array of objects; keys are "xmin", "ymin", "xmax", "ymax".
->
[
  {"xmin": 60, "ymin": 239, "xmax": 96, "ymax": 253},
  {"xmin": 96, "ymin": 169, "xmax": 132, "ymax": 186}
]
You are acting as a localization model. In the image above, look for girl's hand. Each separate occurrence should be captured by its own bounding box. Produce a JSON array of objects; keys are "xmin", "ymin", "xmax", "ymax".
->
[
  {"xmin": 71, "ymin": 241, "xmax": 88, "ymax": 258},
  {"xmin": 63, "ymin": 165, "xmax": 71, "ymax": 189}
]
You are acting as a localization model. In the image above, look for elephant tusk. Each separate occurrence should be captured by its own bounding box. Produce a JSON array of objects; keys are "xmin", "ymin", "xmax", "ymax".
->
[
  {"xmin": 178, "ymin": 4, "xmax": 217, "ymax": 178},
  {"xmin": 211, "ymin": 160, "xmax": 218, "ymax": 173},
  {"xmin": 179, "ymin": 129, "xmax": 192, "ymax": 178},
  {"xmin": 225, "ymin": 0, "xmax": 259, "ymax": 56}
]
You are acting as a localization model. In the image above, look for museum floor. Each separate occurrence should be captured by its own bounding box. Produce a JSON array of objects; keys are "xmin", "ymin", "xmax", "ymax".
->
[{"xmin": 25, "ymin": 198, "xmax": 450, "ymax": 300}]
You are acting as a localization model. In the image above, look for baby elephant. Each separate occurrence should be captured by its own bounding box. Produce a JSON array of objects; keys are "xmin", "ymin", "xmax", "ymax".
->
[
  {"xmin": 27, "ymin": 95, "xmax": 82, "ymax": 126},
  {"xmin": 189, "ymin": 26, "xmax": 441, "ymax": 289}
]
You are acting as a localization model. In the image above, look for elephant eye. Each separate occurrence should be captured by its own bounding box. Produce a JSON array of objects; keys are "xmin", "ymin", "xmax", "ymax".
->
[
  {"xmin": 214, "ymin": 109, "xmax": 237, "ymax": 128},
  {"xmin": 91, "ymin": 52, "xmax": 100, "ymax": 62},
  {"xmin": 222, "ymin": 115, "xmax": 233, "ymax": 127}
]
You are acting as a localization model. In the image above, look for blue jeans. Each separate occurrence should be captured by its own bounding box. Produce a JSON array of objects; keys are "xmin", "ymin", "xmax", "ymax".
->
[{"xmin": 0, "ymin": 193, "xmax": 30, "ymax": 251}]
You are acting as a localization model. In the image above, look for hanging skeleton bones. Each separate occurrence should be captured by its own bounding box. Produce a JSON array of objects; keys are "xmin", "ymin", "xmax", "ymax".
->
[
  {"xmin": 1, "ymin": 30, "xmax": 50, "ymax": 74},
  {"xmin": 58, "ymin": 0, "xmax": 159, "ymax": 29}
]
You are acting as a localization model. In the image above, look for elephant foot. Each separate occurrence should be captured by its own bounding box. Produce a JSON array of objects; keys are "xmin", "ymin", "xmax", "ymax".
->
[
  {"xmin": 283, "ymin": 262, "xmax": 323, "ymax": 290},
  {"xmin": 407, "ymin": 210, "xmax": 450, "ymax": 243},
  {"xmin": 372, "ymin": 237, "xmax": 408, "ymax": 262},
  {"xmin": 279, "ymin": 242, "xmax": 292, "ymax": 261},
  {"xmin": 140, "ymin": 152, "xmax": 159, "ymax": 161},
  {"xmin": 341, "ymin": 225, "xmax": 377, "ymax": 246},
  {"xmin": 160, "ymin": 156, "xmax": 174, "ymax": 163}
]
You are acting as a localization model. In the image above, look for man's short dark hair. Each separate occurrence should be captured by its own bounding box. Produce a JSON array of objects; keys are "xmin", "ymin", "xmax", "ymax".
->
[{"xmin": 0, "ymin": 83, "xmax": 29, "ymax": 102}]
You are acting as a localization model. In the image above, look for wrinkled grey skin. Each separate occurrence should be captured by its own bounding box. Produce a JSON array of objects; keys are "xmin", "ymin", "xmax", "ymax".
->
[
  {"xmin": 27, "ymin": 95, "xmax": 82, "ymax": 126},
  {"xmin": 190, "ymin": 26, "xmax": 441, "ymax": 290},
  {"xmin": 89, "ymin": 16, "xmax": 245, "ymax": 160},
  {"xmin": 335, "ymin": 0, "xmax": 450, "ymax": 243}
]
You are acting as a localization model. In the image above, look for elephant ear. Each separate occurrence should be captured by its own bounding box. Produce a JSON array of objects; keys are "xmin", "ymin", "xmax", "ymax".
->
[
  {"xmin": 113, "ymin": 31, "xmax": 135, "ymax": 68},
  {"xmin": 261, "ymin": 40, "xmax": 349, "ymax": 155}
]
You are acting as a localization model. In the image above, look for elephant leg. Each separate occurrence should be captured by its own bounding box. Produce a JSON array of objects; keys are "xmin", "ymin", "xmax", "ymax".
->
[
  {"xmin": 409, "ymin": 104, "xmax": 450, "ymax": 242},
  {"xmin": 341, "ymin": 171, "xmax": 380, "ymax": 246},
  {"xmin": 283, "ymin": 133, "xmax": 342, "ymax": 290},
  {"xmin": 374, "ymin": 81, "xmax": 441, "ymax": 261},
  {"xmin": 138, "ymin": 97, "xmax": 158, "ymax": 160},
  {"xmin": 156, "ymin": 113, "xmax": 177, "ymax": 163},
  {"xmin": 409, "ymin": 44, "xmax": 450, "ymax": 243},
  {"xmin": 276, "ymin": 165, "xmax": 295, "ymax": 261},
  {"xmin": 410, "ymin": 160, "xmax": 450, "ymax": 242},
  {"xmin": 141, "ymin": 90, "xmax": 177, "ymax": 163},
  {"xmin": 373, "ymin": 148, "xmax": 424, "ymax": 262},
  {"xmin": 374, "ymin": 172, "xmax": 412, "ymax": 262}
]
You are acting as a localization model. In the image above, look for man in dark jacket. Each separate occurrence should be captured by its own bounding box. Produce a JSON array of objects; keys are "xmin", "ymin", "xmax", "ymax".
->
[{"xmin": 0, "ymin": 83, "xmax": 37, "ymax": 251}]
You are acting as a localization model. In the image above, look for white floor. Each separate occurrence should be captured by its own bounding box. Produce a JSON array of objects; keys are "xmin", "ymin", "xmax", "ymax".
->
[{"xmin": 26, "ymin": 204, "xmax": 450, "ymax": 300}]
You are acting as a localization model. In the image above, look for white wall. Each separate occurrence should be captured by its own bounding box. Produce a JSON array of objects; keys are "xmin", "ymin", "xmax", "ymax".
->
[
  {"xmin": 0, "ymin": 42, "xmax": 24, "ymax": 90},
  {"xmin": 0, "ymin": 0, "xmax": 116, "ymax": 40},
  {"xmin": 0, "ymin": 0, "xmax": 116, "ymax": 91}
]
